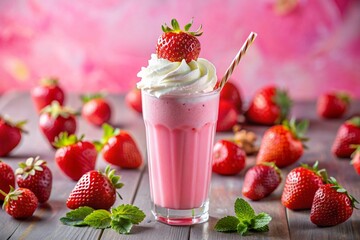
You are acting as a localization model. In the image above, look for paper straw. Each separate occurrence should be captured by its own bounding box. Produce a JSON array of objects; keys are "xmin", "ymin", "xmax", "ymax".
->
[{"xmin": 219, "ymin": 32, "xmax": 257, "ymax": 89}]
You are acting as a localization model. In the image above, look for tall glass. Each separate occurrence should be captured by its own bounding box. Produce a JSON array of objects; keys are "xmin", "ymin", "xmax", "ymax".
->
[{"xmin": 141, "ymin": 89, "xmax": 220, "ymax": 225}]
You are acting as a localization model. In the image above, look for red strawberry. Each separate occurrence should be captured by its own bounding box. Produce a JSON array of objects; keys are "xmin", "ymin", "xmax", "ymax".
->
[
  {"xmin": 81, "ymin": 94, "xmax": 112, "ymax": 126},
  {"xmin": 216, "ymin": 100, "xmax": 238, "ymax": 132},
  {"xmin": 125, "ymin": 88, "xmax": 142, "ymax": 114},
  {"xmin": 281, "ymin": 161, "xmax": 326, "ymax": 210},
  {"xmin": 31, "ymin": 77, "xmax": 65, "ymax": 113},
  {"xmin": 332, "ymin": 117, "xmax": 360, "ymax": 158},
  {"xmin": 212, "ymin": 140, "xmax": 246, "ymax": 175},
  {"xmin": 220, "ymin": 81, "xmax": 243, "ymax": 113},
  {"xmin": 39, "ymin": 101, "xmax": 77, "ymax": 147},
  {"xmin": 310, "ymin": 177, "xmax": 358, "ymax": 227},
  {"xmin": 95, "ymin": 124, "xmax": 142, "ymax": 169},
  {"xmin": 156, "ymin": 19, "xmax": 202, "ymax": 63},
  {"xmin": 242, "ymin": 162, "xmax": 281, "ymax": 201},
  {"xmin": 15, "ymin": 156, "xmax": 52, "ymax": 203},
  {"xmin": 0, "ymin": 116, "xmax": 26, "ymax": 157},
  {"xmin": 246, "ymin": 85, "xmax": 292, "ymax": 125},
  {"xmin": 317, "ymin": 92, "xmax": 350, "ymax": 119},
  {"xmin": 54, "ymin": 133, "xmax": 97, "ymax": 181},
  {"xmin": 66, "ymin": 166, "xmax": 124, "ymax": 210},
  {"xmin": 351, "ymin": 145, "xmax": 360, "ymax": 175},
  {"xmin": 1, "ymin": 187, "xmax": 38, "ymax": 219},
  {"xmin": 0, "ymin": 160, "xmax": 15, "ymax": 201},
  {"xmin": 256, "ymin": 119, "xmax": 308, "ymax": 168}
]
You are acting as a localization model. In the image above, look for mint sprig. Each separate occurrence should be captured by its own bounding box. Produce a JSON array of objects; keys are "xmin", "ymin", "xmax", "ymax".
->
[
  {"xmin": 215, "ymin": 198, "xmax": 272, "ymax": 236},
  {"xmin": 60, "ymin": 204, "xmax": 146, "ymax": 234}
]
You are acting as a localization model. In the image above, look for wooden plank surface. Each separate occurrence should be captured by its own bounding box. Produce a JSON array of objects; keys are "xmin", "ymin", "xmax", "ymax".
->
[{"xmin": 0, "ymin": 91, "xmax": 359, "ymax": 240}]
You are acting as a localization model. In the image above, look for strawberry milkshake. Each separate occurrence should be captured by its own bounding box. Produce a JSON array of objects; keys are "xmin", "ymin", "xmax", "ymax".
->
[{"xmin": 137, "ymin": 19, "xmax": 219, "ymax": 225}]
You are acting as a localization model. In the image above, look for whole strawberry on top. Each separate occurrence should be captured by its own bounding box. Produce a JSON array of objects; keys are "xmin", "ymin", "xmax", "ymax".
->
[
  {"xmin": 0, "ymin": 187, "xmax": 38, "ymax": 219},
  {"xmin": 246, "ymin": 85, "xmax": 292, "ymax": 125},
  {"xmin": 66, "ymin": 166, "xmax": 124, "ymax": 210},
  {"xmin": 0, "ymin": 160, "xmax": 15, "ymax": 201},
  {"xmin": 15, "ymin": 156, "xmax": 52, "ymax": 203},
  {"xmin": 332, "ymin": 117, "xmax": 360, "ymax": 158},
  {"xmin": 125, "ymin": 87, "xmax": 142, "ymax": 114},
  {"xmin": 31, "ymin": 77, "xmax": 65, "ymax": 113},
  {"xmin": 351, "ymin": 145, "xmax": 360, "ymax": 175},
  {"xmin": 212, "ymin": 139, "xmax": 246, "ymax": 175},
  {"xmin": 256, "ymin": 119, "xmax": 308, "ymax": 168},
  {"xmin": 310, "ymin": 177, "xmax": 358, "ymax": 227},
  {"xmin": 0, "ymin": 116, "xmax": 26, "ymax": 157},
  {"xmin": 54, "ymin": 133, "xmax": 97, "ymax": 181},
  {"xmin": 95, "ymin": 124, "xmax": 142, "ymax": 169},
  {"xmin": 317, "ymin": 92, "xmax": 351, "ymax": 119},
  {"xmin": 39, "ymin": 101, "xmax": 77, "ymax": 147},
  {"xmin": 281, "ymin": 161, "xmax": 327, "ymax": 210},
  {"xmin": 242, "ymin": 162, "xmax": 281, "ymax": 201},
  {"xmin": 81, "ymin": 93, "xmax": 111, "ymax": 127},
  {"xmin": 156, "ymin": 18, "xmax": 202, "ymax": 63}
]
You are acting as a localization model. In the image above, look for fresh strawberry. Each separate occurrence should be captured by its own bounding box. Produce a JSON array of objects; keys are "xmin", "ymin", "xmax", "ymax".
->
[
  {"xmin": 0, "ymin": 187, "xmax": 38, "ymax": 219},
  {"xmin": 256, "ymin": 119, "xmax": 308, "ymax": 168},
  {"xmin": 350, "ymin": 145, "xmax": 360, "ymax": 175},
  {"xmin": 216, "ymin": 100, "xmax": 238, "ymax": 132},
  {"xmin": 39, "ymin": 101, "xmax": 77, "ymax": 147},
  {"xmin": 66, "ymin": 166, "xmax": 124, "ymax": 210},
  {"xmin": 281, "ymin": 161, "xmax": 326, "ymax": 210},
  {"xmin": 0, "ymin": 116, "xmax": 26, "ymax": 157},
  {"xmin": 246, "ymin": 85, "xmax": 292, "ymax": 125},
  {"xmin": 220, "ymin": 81, "xmax": 243, "ymax": 113},
  {"xmin": 156, "ymin": 18, "xmax": 202, "ymax": 63},
  {"xmin": 31, "ymin": 77, "xmax": 65, "ymax": 113},
  {"xmin": 310, "ymin": 177, "xmax": 358, "ymax": 227},
  {"xmin": 125, "ymin": 87, "xmax": 142, "ymax": 114},
  {"xmin": 332, "ymin": 117, "xmax": 360, "ymax": 158},
  {"xmin": 317, "ymin": 92, "xmax": 350, "ymax": 119},
  {"xmin": 54, "ymin": 133, "xmax": 97, "ymax": 181},
  {"xmin": 81, "ymin": 94, "xmax": 111, "ymax": 126},
  {"xmin": 242, "ymin": 162, "xmax": 281, "ymax": 201},
  {"xmin": 212, "ymin": 139, "xmax": 246, "ymax": 175},
  {"xmin": 0, "ymin": 160, "xmax": 15, "ymax": 201},
  {"xmin": 15, "ymin": 156, "xmax": 52, "ymax": 203},
  {"xmin": 95, "ymin": 124, "xmax": 142, "ymax": 169}
]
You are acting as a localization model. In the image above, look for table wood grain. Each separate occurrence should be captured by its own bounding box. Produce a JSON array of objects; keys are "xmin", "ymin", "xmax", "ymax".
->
[{"xmin": 0, "ymin": 91, "xmax": 359, "ymax": 240}]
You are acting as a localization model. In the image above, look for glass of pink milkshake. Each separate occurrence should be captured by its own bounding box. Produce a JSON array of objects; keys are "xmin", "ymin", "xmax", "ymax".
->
[{"xmin": 137, "ymin": 19, "xmax": 219, "ymax": 225}]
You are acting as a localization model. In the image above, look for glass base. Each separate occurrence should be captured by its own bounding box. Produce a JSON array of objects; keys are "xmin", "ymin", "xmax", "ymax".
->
[{"xmin": 151, "ymin": 200, "xmax": 209, "ymax": 226}]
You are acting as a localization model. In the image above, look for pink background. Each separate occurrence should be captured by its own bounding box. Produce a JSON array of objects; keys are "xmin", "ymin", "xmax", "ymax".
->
[{"xmin": 0, "ymin": 0, "xmax": 359, "ymax": 100}]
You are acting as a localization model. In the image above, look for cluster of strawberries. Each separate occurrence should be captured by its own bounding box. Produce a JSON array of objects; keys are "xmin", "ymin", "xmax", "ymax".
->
[
  {"xmin": 0, "ymin": 77, "xmax": 144, "ymax": 219},
  {"xmin": 211, "ymin": 84, "xmax": 359, "ymax": 227}
]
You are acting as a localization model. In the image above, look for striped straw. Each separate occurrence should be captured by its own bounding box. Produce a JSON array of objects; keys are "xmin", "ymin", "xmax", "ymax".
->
[{"xmin": 219, "ymin": 32, "xmax": 257, "ymax": 89}]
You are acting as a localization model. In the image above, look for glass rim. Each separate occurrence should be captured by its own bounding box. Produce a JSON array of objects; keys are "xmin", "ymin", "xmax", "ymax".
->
[{"xmin": 141, "ymin": 87, "xmax": 221, "ymax": 99}]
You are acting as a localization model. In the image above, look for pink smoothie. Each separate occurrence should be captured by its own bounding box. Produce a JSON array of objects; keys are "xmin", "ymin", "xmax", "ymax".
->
[{"xmin": 142, "ymin": 90, "xmax": 220, "ymax": 210}]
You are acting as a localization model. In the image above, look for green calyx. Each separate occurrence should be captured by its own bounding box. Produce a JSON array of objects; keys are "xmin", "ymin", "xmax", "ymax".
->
[
  {"xmin": 328, "ymin": 177, "xmax": 359, "ymax": 209},
  {"xmin": 0, "ymin": 115, "xmax": 27, "ymax": 133},
  {"xmin": 103, "ymin": 165, "xmax": 124, "ymax": 200},
  {"xmin": 81, "ymin": 93, "xmax": 105, "ymax": 103},
  {"xmin": 53, "ymin": 132, "xmax": 84, "ymax": 149},
  {"xmin": 282, "ymin": 118, "xmax": 309, "ymax": 145},
  {"xmin": 350, "ymin": 144, "xmax": 360, "ymax": 159},
  {"xmin": 93, "ymin": 123, "xmax": 120, "ymax": 152},
  {"xmin": 162, "ymin": 18, "xmax": 203, "ymax": 36},
  {"xmin": 15, "ymin": 156, "xmax": 46, "ymax": 179},
  {"xmin": 41, "ymin": 101, "xmax": 77, "ymax": 119},
  {"xmin": 273, "ymin": 88, "xmax": 292, "ymax": 123},
  {"xmin": 347, "ymin": 117, "xmax": 360, "ymax": 128},
  {"xmin": 1, "ymin": 186, "xmax": 22, "ymax": 210},
  {"xmin": 40, "ymin": 77, "xmax": 59, "ymax": 87},
  {"xmin": 300, "ymin": 161, "xmax": 328, "ymax": 183},
  {"xmin": 335, "ymin": 92, "xmax": 351, "ymax": 105}
]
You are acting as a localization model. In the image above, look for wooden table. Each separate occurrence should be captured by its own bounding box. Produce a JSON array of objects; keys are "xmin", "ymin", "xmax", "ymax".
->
[{"xmin": 0, "ymin": 91, "xmax": 359, "ymax": 240}]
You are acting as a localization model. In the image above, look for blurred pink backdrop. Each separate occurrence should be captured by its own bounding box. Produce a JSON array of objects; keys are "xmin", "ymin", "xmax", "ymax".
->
[{"xmin": 0, "ymin": 0, "xmax": 359, "ymax": 100}]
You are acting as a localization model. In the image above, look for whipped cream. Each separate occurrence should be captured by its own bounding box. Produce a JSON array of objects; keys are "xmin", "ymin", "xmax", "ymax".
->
[{"xmin": 137, "ymin": 54, "xmax": 217, "ymax": 97}]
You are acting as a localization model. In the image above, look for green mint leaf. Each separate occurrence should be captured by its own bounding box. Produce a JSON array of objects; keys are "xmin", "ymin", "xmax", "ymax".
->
[
  {"xmin": 83, "ymin": 209, "xmax": 112, "ymax": 229},
  {"xmin": 111, "ymin": 217, "xmax": 133, "ymax": 234},
  {"xmin": 111, "ymin": 204, "xmax": 146, "ymax": 224},
  {"xmin": 214, "ymin": 216, "xmax": 239, "ymax": 232},
  {"xmin": 235, "ymin": 198, "xmax": 255, "ymax": 221},
  {"xmin": 252, "ymin": 225, "xmax": 269, "ymax": 232},
  {"xmin": 251, "ymin": 212, "xmax": 272, "ymax": 230},
  {"xmin": 60, "ymin": 206, "xmax": 95, "ymax": 226},
  {"xmin": 237, "ymin": 222, "xmax": 249, "ymax": 236}
]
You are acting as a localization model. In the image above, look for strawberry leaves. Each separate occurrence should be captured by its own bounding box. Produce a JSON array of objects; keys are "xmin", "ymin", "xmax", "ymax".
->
[
  {"xmin": 93, "ymin": 123, "xmax": 120, "ymax": 152},
  {"xmin": 60, "ymin": 204, "xmax": 146, "ymax": 234},
  {"xmin": 215, "ymin": 198, "xmax": 272, "ymax": 236}
]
